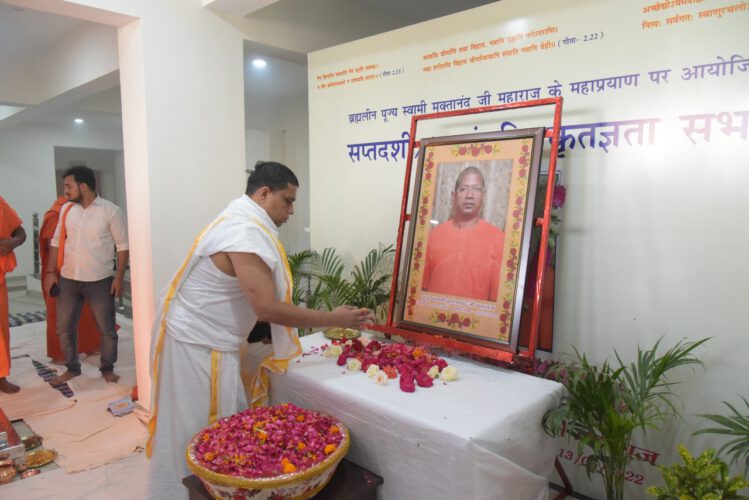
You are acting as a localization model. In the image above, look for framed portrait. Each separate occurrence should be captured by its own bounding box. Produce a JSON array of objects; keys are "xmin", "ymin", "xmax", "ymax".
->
[{"xmin": 396, "ymin": 128, "xmax": 545, "ymax": 351}]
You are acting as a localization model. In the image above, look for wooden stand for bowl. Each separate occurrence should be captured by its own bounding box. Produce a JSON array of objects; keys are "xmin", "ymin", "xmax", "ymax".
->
[{"xmin": 183, "ymin": 458, "xmax": 383, "ymax": 500}]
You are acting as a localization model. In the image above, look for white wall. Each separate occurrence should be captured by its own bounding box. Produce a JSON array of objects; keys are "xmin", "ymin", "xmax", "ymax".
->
[
  {"xmin": 0, "ymin": 121, "xmax": 123, "ymax": 278},
  {"xmin": 7, "ymin": 0, "xmax": 248, "ymax": 406},
  {"xmin": 308, "ymin": 1, "xmax": 749, "ymax": 497},
  {"xmin": 246, "ymin": 86, "xmax": 310, "ymax": 253}
]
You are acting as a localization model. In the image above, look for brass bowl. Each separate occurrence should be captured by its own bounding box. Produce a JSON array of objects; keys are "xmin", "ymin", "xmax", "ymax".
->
[
  {"xmin": 25, "ymin": 449, "xmax": 57, "ymax": 468},
  {"xmin": 323, "ymin": 328, "xmax": 361, "ymax": 340},
  {"xmin": 0, "ymin": 466, "xmax": 15, "ymax": 485},
  {"xmin": 186, "ymin": 417, "xmax": 350, "ymax": 500},
  {"xmin": 21, "ymin": 435, "xmax": 42, "ymax": 451}
]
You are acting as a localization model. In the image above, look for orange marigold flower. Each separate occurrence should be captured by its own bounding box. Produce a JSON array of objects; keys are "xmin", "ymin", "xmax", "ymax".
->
[
  {"xmin": 296, "ymin": 414, "xmax": 305, "ymax": 422},
  {"xmin": 324, "ymin": 444, "xmax": 336, "ymax": 455},
  {"xmin": 282, "ymin": 461, "xmax": 297, "ymax": 473},
  {"xmin": 329, "ymin": 425, "xmax": 340, "ymax": 434},
  {"xmin": 296, "ymin": 442, "xmax": 306, "ymax": 451},
  {"xmin": 204, "ymin": 452, "xmax": 215, "ymax": 461}
]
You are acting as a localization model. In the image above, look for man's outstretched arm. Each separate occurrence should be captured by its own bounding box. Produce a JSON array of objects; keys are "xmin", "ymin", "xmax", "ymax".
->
[{"xmin": 227, "ymin": 252, "xmax": 374, "ymax": 330}]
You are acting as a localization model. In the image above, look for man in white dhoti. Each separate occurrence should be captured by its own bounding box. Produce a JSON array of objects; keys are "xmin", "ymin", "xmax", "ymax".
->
[{"xmin": 145, "ymin": 162, "xmax": 374, "ymax": 499}]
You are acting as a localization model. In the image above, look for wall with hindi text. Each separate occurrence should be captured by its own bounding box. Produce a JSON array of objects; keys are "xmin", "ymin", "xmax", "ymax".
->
[{"xmin": 308, "ymin": 0, "xmax": 749, "ymax": 496}]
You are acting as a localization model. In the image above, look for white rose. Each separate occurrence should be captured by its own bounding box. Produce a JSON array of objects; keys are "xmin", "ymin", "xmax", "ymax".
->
[
  {"xmin": 346, "ymin": 358, "xmax": 362, "ymax": 371},
  {"xmin": 373, "ymin": 371, "xmax": 388, "ymax": 386},
  {"xmin": 329, "ymin": 345, "xmax": 343, "ymax": 356},
  {"xmin": 439, "ymin": 365, "xmax": 458, "ymax": 382},
  {"xmin": 366, "ymin": 364, "xmax": 380, "ymax": 378},
  {"xmin": 427, "ymin": 365, "xmax": 439, "ymax": 379}
]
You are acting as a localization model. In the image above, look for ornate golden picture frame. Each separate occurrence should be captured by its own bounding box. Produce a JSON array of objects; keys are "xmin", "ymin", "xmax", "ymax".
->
[{"xmin": 397, "ymin": 128, "xmax": 545, "ymax": 351}]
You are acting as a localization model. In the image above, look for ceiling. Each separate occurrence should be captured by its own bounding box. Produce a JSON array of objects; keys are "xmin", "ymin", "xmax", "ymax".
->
[
  {"xmin": 0, "ymin": 0, "xmax": 498, "ymax": 129},
  {"xmin": 0, "ymin": 3, "xmax": 84, "ymax": 65}
]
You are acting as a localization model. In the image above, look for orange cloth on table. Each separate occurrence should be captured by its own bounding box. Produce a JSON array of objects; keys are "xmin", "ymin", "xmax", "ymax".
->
[
  {"xmin": 422, "ymin": 219, "xmax": 504, "ymax": 301},
  {"xmin": 40, "ymin": 197, "xmax": 101, "ymax": 361},
  {"xmin": 0, "ymin": 196, "xmax": 23, "ymax": 377}
]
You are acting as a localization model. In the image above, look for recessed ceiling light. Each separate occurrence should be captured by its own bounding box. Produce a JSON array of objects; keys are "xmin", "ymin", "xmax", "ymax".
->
[
  {"xmin": 74, "ymin": 118, "xmax": 84, "ymax": 124},
  {"xmin": 252, "ymin": 58, "xmax": 267, "ymax": 69}
]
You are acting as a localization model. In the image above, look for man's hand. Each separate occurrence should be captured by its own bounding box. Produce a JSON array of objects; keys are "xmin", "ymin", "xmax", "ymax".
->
[
  {"xmin": 111, "ymin": 277, "xmax": 123, "ymax": 297},
  {"xmin": 331, "ymin": 305, "xmax": 376, "ymax": 330},
  {"xmin": 43, "ymin": 273, "xmax": 59, "ymax": 295}
]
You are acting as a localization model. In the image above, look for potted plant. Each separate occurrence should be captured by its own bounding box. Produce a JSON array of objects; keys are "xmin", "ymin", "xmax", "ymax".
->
[
  {"xmin": 646, "ymin": 444, "xmax": 749, "ymax": 499},
  {"xmin": 542, "ymin": 338, "xmax": 709, "ymax": 500}
]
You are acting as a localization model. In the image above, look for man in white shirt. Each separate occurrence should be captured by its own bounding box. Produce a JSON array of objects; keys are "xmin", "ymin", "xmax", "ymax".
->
[{"xmin": 43, "ymin": 166, "xmax": 129, "ymax": 384}]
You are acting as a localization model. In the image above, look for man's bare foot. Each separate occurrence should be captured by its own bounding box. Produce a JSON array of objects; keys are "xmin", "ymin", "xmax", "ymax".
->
[
  {"xmin": 50, "ymin": 370, "xmax": 79, "ymax": 385},
  {"xmin": 0, "ymin": 378, "xmax": 20, "ymax": 394},
  {"xmin": 102, "ymin": 371, "xmax": 120, "ymax": 383}
]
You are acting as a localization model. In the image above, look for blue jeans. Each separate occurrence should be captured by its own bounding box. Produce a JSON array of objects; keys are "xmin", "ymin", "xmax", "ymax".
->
[{"xmin": 56, "ymin": 276, "xmax": 118, "ymax": 374}]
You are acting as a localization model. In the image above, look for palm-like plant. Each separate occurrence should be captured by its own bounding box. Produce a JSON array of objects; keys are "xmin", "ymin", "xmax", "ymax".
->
[
  {"xmin": 344, "ymin": 245, "xmax": 395, "ymax": 319},
  {"xmin": 696, "ymin": 396, "xmax": 749, "ymax": 477},
  {"xmin": 288, "ymin": 249, "xmax": 316, "ymax": 306},
  {"xmin": 287, "ymin": 245, "xmax": 395, "ymax": 327},
  {"xmin": 542, "ymin": 338, "xmax": 709, "ymax": 500}
]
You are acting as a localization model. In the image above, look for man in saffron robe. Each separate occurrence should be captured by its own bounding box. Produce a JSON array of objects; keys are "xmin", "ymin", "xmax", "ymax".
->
[
  {"xmin": 422, "ymin": 166, "xmax": 504, "ymax": 302},
  {"xmin": 145, "ymin": 162, "xmax": 375, "ymax": 499},
  {"xmin": 39, "ymin": 196, "xmax": 101, "ymax": 363},
  {"xmin": 0, "ymin": 195, "xmax": 27, "ymax": 393}
]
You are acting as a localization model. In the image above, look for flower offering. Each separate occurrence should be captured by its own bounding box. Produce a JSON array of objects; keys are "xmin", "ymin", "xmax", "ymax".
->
[
  {"xmin": 323, "ymin": 338, "xmax": 458, "ymax": 391},
  {"xmin": 193, "ymin": 403, "xmax": 345, "ymax": 478}
]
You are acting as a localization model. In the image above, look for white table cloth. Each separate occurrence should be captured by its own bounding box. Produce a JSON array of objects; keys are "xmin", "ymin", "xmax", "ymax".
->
[{"xmin": 268, "ymin": 333, "xmax": 564, "ymax": 500}]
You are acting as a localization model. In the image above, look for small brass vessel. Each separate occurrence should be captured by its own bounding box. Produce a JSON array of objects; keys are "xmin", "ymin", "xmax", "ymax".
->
[{"xmin": 323, "ymin": 328, "xmax": 361, "ymax": 340}]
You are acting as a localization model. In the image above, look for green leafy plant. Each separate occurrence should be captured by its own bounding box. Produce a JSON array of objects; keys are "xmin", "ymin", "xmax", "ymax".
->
[
  {"xmin": 646, "ymin": 444, "xmax": 749, "ymax": 499},
  {"xmin": 542, "ymin": 338, "xmax": 709, "ymax": 500},
  {"xmin": 696, "ymin": 397, "xmax": 749, "ymax": 477},
  {"xmin": 288, "ymin": 249, "xmax": 316, "ymax": 307},
  {"xmin": 288, "ymin": 245, "xmax": 395, "ymax": 331}
]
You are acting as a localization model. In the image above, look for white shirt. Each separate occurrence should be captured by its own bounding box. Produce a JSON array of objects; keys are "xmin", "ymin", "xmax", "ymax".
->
[{"xmin": 51, "ymin": 196, "xmax": 129, "ymax": 282}]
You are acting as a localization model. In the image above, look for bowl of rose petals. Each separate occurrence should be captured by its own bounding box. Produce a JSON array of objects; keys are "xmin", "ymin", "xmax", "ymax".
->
[{"xmin": 186, "ymin": 403, "xmax": 349, "ymax": 500}]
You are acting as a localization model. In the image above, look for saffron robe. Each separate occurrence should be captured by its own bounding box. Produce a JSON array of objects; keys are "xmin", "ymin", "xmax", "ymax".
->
[
  {"xmin": 0, "ymin": 196, "xmax": 22, "ymax": 378},
  {"xmin": 422, "ymin": 219, "xmax": 505, "ymax": 301}
]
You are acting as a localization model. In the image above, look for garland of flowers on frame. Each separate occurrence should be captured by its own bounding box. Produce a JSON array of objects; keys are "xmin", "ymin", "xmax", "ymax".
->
[
  {"xmin": 404, "ymin": 148, "xmax": 435, "ymax": 320},
  {"xmin": 497, "ymin": 140, "xmax": 532, "ymax": 338}
]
